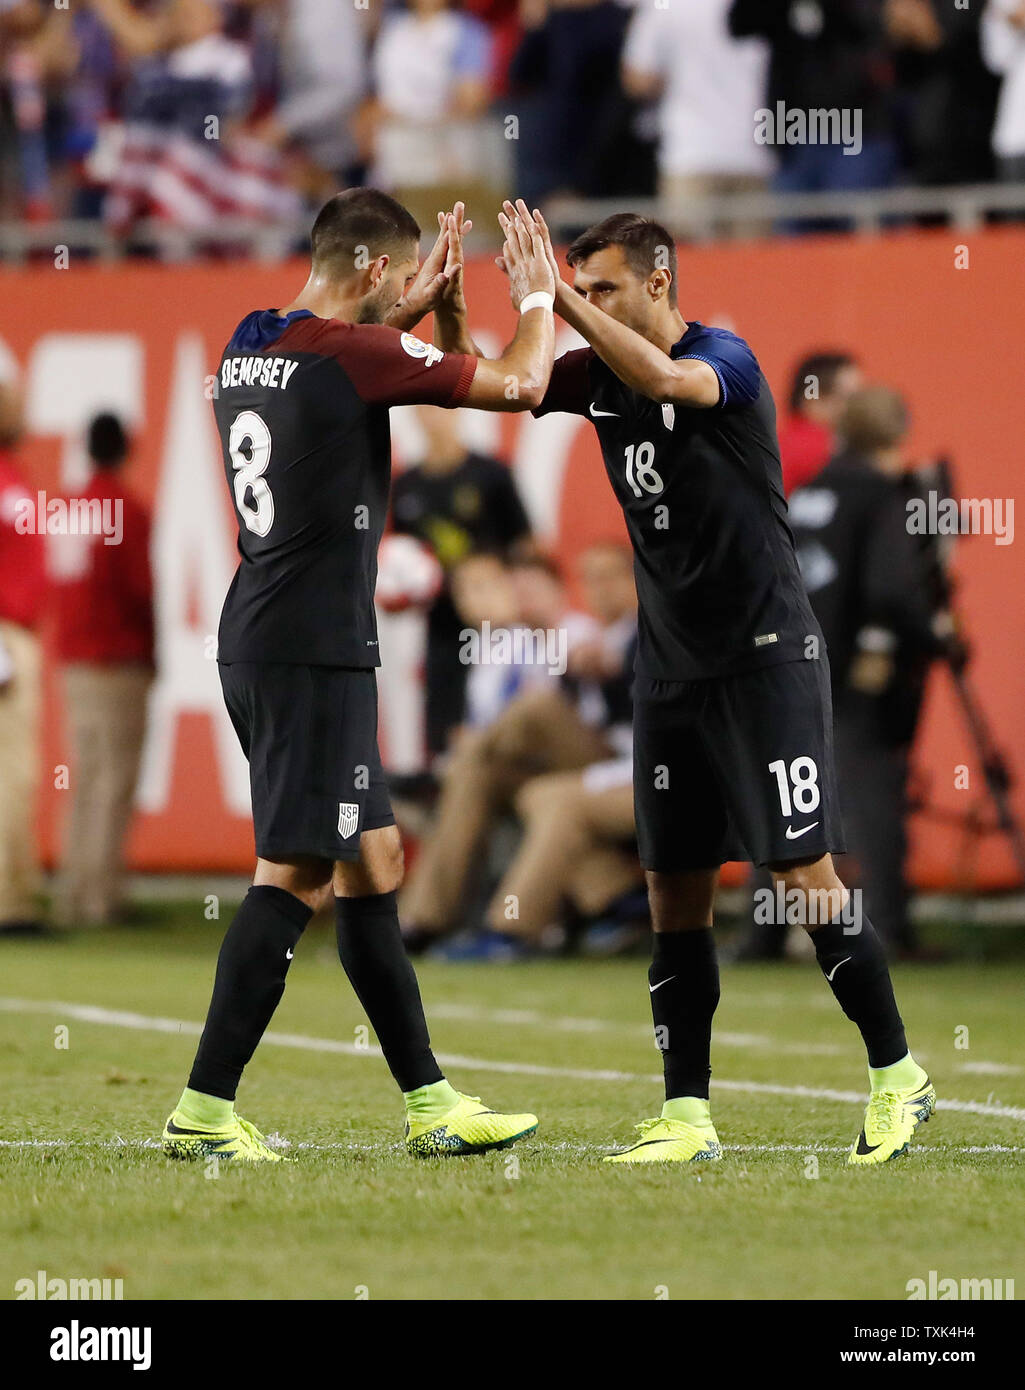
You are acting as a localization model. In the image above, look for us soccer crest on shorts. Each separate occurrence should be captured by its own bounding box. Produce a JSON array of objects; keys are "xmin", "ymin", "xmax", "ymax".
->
[{"xmin": 337, "ymin": 802, "xmax": 360, "ymax": 838}]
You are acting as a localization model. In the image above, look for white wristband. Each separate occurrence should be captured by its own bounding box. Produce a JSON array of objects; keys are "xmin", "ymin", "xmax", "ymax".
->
[{"xmin": 519, "ymin": 291, "xmax": 554, "ymax": 315}]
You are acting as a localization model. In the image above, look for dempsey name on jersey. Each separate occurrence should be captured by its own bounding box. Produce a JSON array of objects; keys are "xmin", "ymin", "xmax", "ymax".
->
[{"xmin": 220, "ymin": 355, "xmax": 300, "ymax": 392}]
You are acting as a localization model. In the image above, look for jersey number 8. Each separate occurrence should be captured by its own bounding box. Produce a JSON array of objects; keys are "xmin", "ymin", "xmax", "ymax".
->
[{"xmin": 228, "ymin": 410, "xmax": 275, "ymax": 538}]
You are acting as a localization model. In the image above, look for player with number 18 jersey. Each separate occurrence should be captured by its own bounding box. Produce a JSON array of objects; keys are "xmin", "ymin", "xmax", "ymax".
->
[{"xmin": 516, "ymin": 202, "xmax": 932, "ymax": 1170}]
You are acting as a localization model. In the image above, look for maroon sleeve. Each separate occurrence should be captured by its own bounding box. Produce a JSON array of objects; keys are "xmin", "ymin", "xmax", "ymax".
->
[
  {"xmin": 532, "ymin": 348, "xmax": 595, "ymax": 418},
  {"xmin": 312, "ymin": 321, "xmax": 477, "ymax": 407}
]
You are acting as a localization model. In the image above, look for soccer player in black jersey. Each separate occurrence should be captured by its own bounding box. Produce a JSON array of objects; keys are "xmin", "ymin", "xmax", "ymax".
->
[
  {"xmin": 478, "ymin": 202, "xmax": 933, "ymax": 1165},
  {"xmin": 161, "ymin": 190, "xmax": 557, "ymax": 1162}
]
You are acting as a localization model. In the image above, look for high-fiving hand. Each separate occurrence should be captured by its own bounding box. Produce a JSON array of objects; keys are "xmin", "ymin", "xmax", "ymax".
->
[
  {"xmin": 400, "ymin": 203, "xmax": 474, "ymax": 322},
  {"xmin": 434, "ymin": 202, "xmax": 472, "ymax": 318},
  {"xmin": 496, "ymin": 199, "xmax": 557, "ymax": 309}
]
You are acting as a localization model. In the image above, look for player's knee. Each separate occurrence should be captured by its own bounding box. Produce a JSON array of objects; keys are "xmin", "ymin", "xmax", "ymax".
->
[
  {"xmin": 303, "ymin": 881, "xmax": 335, "ymax": 915},
  {"xmin": 385, "ymin": 837, "xmax": 405, "ymax": 891},
  {"xmin": 255, "ymin": 856, "xmax": 332, "ymax": 910},
  {"xmin": 373, "ymin": 828, "xmax": 406, "ymax": 892},
  {"xmin": 646, "ymin": 869, "xmax": 717, "ymax": 929},
  {"xmin": 770, "ymin": 853, "xmax": 838, "ymax": 892}
]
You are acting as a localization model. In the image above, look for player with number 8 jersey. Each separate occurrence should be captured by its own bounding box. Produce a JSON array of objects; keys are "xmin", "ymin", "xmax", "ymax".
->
[{"xmin": 159, "ymin": 190, "xmax": 556, "ymax": 1164}]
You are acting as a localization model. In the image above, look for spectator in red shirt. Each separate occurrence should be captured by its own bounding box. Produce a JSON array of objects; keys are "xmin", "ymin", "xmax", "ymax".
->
[
  {"xmin": 778, "ymin": 350, "xmax": 862, "ymax": 496},
  {"xmin": 53, "ymin": 413, "xmax": 155, "ymax": 927},
  {"xmin": 0, "ymin": 376, "xmax": 47, "ymax": 935}
]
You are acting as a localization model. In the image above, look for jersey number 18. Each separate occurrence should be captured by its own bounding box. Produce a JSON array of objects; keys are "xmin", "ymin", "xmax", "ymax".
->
[{"xmin": 624, "ymin": 441, "xmax": 664, "ymax": 498}]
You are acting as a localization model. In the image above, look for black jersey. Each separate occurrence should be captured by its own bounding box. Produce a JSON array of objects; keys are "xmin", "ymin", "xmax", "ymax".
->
[
  {"xmin": 534, "ymin": 322, "xmax": 820, "ymax": 681},
  {"xmin": 391, "ymin": 451, "xmax": 531, "ymax": 572},
  {"xmin": 789, "ymin": 449, "xmax": 944, "ymax": 742},
  {"xmin": 214, "ymin": 309, "xmax": 477, "ymax": 667}
]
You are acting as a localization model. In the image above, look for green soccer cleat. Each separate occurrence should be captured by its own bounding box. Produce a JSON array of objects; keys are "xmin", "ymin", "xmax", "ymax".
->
[
  {"xmin": 847, "ymin": 1076, "xmax": 936, "ymax": 1166},
  {"xmin": 405, "ymin": 1092, "xmax": 537, "ymax": 1157},
  {"xmin": 604, "ymin": 1116, "xmax": 723, "ymax": 1165},
  {"xmin": 162, "ymin": 1111, "xmax": 285, "ymax": 1163}
]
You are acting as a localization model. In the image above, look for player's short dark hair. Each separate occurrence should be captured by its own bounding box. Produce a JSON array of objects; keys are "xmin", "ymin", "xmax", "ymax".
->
[
  {"xmin": 87, "ymin": 412, "xmax": 128, "ymax": 469},
  {"xmin": 567, "ymin": 214, "xmax": 678, "ymax": 307},
  {"xmin": 310, "ymin": 188, "xmax": 421, "ymax": 277},
  {"xmin": 788, "ymin": 351, "xmax": 858, "ymax": 413}
]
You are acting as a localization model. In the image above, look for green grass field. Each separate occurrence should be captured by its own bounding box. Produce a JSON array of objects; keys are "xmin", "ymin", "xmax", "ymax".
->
[{"xmin": 2, "ymin": 904, "xmax": 1023, "ymax": 1301}]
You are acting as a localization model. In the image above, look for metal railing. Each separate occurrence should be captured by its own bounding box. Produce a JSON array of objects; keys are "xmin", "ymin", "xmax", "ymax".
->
[
  {"xmin": 543, "ymin": 182, "xmax": 1025, "ymax": 241},
  {"xmin": 2, "ymin": 182, "xmax": 1025, "ymax": 263}
]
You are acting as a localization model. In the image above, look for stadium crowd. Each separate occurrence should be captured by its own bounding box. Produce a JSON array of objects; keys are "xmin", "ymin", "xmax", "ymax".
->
[{"xmin": 2, "ymin": 0, "xmax": 1025, "ymax": 239}]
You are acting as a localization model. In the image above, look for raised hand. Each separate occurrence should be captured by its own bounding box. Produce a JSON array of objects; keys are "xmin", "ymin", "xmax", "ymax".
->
[
  {"xmin": 399, "ymin": 218, "xmax": 453, "ymax": 322},
  {"xmin": 496, "ymin": 199, "xmax": 556, "ymax": 308},
  {"xmin": 530, "ymin": 205, "xmax": 569, "ymax": 302},
  {"xmin": 436, "ymin": 202, "xmax": 473, "ymax": 317}
]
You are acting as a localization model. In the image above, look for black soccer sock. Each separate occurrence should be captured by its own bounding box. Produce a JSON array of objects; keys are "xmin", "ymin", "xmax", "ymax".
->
[
  {"xmin": 335, "ymin": 891, "xmax": 443, "ymax": 1093},
  {"xmin": 811, "ymin": 912, "xmax": 907, "ymax": 1068},
  {"xmin": 188, "ymin": 885, "xmax": 312, "ymax": 1101},
  {"xmin": 649, "ymin": 929, "xmax": 720, "ymax": 1101}
]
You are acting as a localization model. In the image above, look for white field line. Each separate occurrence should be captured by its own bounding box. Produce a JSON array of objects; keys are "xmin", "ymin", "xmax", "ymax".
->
[
  {"xmin": 957, "ymin": 1061, "xmax": 1023, "ymax": 1076},
  {"xmin": 1, "ymin": 1139, "xmax": 1023, "ymax": 1157},
  {"xmin": 2, "ymin": 996, "xmax": 1024, "ymax": 1123}
]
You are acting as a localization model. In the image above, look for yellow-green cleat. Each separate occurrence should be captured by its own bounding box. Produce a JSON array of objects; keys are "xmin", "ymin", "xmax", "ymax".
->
[
  {"xmin": 405, "ymin": 1092, "xmax": 537, "ymax": 1157},
  {"xmin": 604, "ymin": 1116, "xmax": 723, "ymax": 1165},
  {"xmin": 162, "ymin": 1111, "xmax": 285, "ymax": 1163},
  {"xmin": 847, "ymin": 1076, "xmax": 936, "ymax": 1165}
]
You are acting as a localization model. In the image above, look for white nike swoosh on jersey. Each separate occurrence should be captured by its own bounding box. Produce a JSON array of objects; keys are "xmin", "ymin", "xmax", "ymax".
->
[
  {"xmin": 785, "ymin": 821, "xmax": 820, "ymax": 840},
  {"xmin": 285, "ymin": 948, "xmax": 294, "ymax": 960},
  {"xmin": 826, "ymin": 956, "xmax": 851, "ymax": 982},
  {"xmin": 649, "ymin": 975, "xmax": 677, "ymax": 993},
  {"xmin": 589, "ymin": 403, "xmax": 620, "ymax": 417}
]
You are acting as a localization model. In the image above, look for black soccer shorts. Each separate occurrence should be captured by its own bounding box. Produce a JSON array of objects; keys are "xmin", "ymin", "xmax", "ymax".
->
[
  {"xmin": 219, "ymin": 662, "xmax": 395, "ymax": 862},
  {"xmin": 632, "ymin": 657, "xmax": 845, "ymax": 872}
]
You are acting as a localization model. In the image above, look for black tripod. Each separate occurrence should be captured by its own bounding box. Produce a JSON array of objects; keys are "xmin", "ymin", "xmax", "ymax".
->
[
  {"xmin": 913, "ymin": 458, "xmax": 1025, "ymax": 891},
  {"xmin": 932, "ymin": 659, "xmax": 1025, "ymax": 889}
]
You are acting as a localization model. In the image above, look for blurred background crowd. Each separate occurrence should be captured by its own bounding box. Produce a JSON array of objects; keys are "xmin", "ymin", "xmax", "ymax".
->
[{"xmin": 2, "ymin": 0, "xmax": 1025, "ymax": 244}]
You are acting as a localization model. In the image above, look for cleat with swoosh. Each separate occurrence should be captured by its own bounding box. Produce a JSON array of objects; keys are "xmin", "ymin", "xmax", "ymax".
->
[
  {"xmin": 603, "ymin": 1116, "xmax": 723, "ymax": 1165},
  {"xmin": 405, "ymin": 1093, "xmax": 537, "ymax": 1158},
  {"xmin": 161, "ymin": 1112, "xmax": 285, "ymax": 1163},
  {"xmin": 847, "ymin": 1075, "xmax": 936, "ymax": 1166}
]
